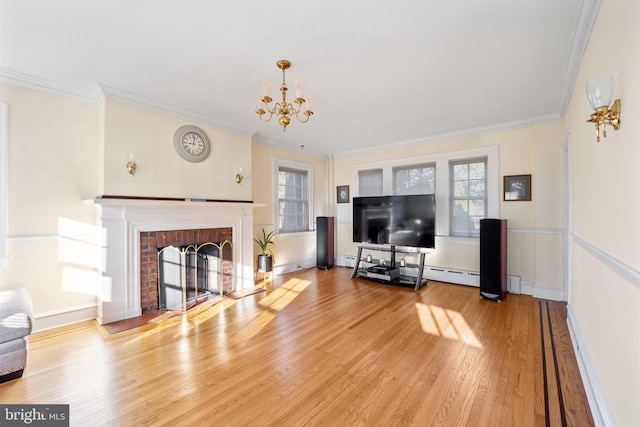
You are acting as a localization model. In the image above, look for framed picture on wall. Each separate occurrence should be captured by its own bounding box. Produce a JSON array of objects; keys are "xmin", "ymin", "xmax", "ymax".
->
[
  {"xmin": 504, "ymin": 174, "xmax": 532, "ymax": 201},
  {"xmin": 337, "ymin": 185, "xmax": 350, "ymax": 203}
]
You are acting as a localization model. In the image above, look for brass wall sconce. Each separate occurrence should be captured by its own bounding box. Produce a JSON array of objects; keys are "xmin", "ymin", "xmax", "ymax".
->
[
  {"xmin": 235, "ymin": 167, "xmax": 244, "ymax": 185},
  {"xmin": 126, "ymin": 153, "xmax": 137, "ymax": 176},
  {"xmin": 586, "ymin": 75, "xmax": 621, "ymax": 142}
]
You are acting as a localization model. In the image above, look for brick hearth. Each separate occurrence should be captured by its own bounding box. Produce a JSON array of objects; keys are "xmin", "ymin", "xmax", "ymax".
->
[{"xmin": 140, "ymin": 227, "xmax": 232, "ymax": 313}]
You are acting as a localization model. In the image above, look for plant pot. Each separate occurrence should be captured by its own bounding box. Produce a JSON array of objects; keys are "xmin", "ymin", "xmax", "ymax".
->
[{"xmin": 257, "ymin": 254, "xmax": 273, "ymax": 273}]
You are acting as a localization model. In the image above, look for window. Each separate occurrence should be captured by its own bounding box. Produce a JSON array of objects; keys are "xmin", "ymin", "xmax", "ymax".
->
[
  {"xmin": 353, "ymin": 146, "xmax": 498, "ymax": 240},
  {"xmin": 393, "ymin": 163, "xmax": 435, "ymax": 195},
  {"xmin": 358, "ymin": 169, "xmax": 383, "ymax": 196},
  {"xmin": 449, "ymin": 157, "xmax": 487, "ymax": 237},
  {"xmin": 275, "ymin": 161, "xmax": 312, "ymax": 233}
]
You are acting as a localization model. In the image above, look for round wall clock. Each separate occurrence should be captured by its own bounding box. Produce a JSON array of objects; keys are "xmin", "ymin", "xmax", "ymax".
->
[{"xmin": 173, "ymin": 125, "xmax": 211, "ymax": 162}]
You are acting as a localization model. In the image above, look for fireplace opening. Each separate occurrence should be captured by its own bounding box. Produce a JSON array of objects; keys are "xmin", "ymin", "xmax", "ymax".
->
[
  {"xmin": 158, "ymin": 241, "xmax": 232, "ymax": 311},
  {"xmin": 140, "ymin": 227, "xmax": 233, "ymax": 314}
]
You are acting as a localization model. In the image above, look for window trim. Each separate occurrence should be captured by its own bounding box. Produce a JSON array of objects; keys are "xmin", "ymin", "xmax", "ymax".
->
[
  {"xmin": 273, "ymin": 159, "xmax": 314, "ymax": 234},
  {"xmin": 449, "ymin": 157, "xmax": 488, "ymax": 237},
  {"xmin": 352, "ymin": 146, "xmax": 499, "ymax": 241}
]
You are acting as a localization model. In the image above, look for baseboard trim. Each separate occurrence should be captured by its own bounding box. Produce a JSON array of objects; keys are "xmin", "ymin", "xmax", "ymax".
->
[
  {"xmin": 518, "ymin": 281, "xmax": 564, "ymax": 301},
  {"xmin": 566, "ymin": 305, "xmax": 616, "ymax": 427},
  {"xmin": 33, "ymin": 303, "xmax": 97, "ymax": 333},
  {"xmin": 337, "ymin": 255, "xmax": 564, "ymax": 300},
  {"xmin": 274, "ymin": 259, "xmax": 317, "ymax": 276},
  {"xmin": 532, "ymin": 285, "xmax": 564, "ymax": 301}
]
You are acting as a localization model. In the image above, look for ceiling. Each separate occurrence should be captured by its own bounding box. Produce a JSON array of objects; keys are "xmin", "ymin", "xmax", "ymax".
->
[{"xmin": 0, "ymin": 0, "xmax": 598, "ymax": 157}]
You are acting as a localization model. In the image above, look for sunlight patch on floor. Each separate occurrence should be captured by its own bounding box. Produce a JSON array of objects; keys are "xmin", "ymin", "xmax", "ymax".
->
[
  {"xmin": 124, "ymin": 299, "xmax": 237, "ymax": 344},
  {"xmin": 123, "ymin": 279, "xmax": 310, "ymax": 345},
  {"xmin": 415, "ymin": 302, "xmax": 482, "ymax": 348},
  {"xmin": 235, "ymin": 310, "xmax": 277, "ymax": 343},
  {"xmin": 258, "ymin": 277, "xmax": 311, "ymax": 311}
]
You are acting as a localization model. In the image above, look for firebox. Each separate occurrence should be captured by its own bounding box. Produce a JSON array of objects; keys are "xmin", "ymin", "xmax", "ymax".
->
[
  {"xmin": 158, "ymin": 241, "xmax": 232, "ymax": 311},
  {"xmin": 139, "ymin": 227, "xmax": 233, "ymax": 313}
]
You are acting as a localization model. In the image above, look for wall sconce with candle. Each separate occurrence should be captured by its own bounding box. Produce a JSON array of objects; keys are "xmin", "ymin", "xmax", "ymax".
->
[
  {"xmin": 126, "ymin": 153, "xmax": 137, "ymax": 176},
  {"xmin": 235, "ymin": 167, "xmax": 244, "ymax": 185},
  {"xmin": 586, "ymin": 75, "xmax": 621, "ymax": 142}
]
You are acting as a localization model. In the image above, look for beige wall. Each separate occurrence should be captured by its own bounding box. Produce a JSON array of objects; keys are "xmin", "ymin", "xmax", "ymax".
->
[
  {"xmin": 0, "ymin": 83, "xmax": 100, "ymax": 321},
  {"xmin": 102, "ymin": 98, "xmax": 252, "ymax": 201},
  {"xmin": 251, "ymin": 143, "xmax": 329, "ymax": 272},
  {"xmin": 562, "ymin": 0, "xmax": 640, "ymax": 424},
  {"xmin": 332, "ymin": 122, "xmax": 565, "ymax": 296},
  {"xmin": 0, "ymin": 84, "xmax": 255, "ymax": 330}
]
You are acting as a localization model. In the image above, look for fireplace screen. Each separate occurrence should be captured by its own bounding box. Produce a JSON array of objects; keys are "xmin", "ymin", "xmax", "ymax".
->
[{"xmin": 158, "ymin": 241, "xmax": 232, "ymax": 311}]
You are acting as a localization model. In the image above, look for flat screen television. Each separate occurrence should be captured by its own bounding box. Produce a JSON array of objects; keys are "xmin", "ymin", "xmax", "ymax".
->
[{"xmin": 352, "ymin": 194, "xmax": 435, "ymax": 249}]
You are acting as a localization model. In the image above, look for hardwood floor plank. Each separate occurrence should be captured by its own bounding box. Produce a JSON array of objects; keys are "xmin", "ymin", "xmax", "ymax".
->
[{"xmin": 0, "ymin": 267, "xmax": 593, "ymax": 426}]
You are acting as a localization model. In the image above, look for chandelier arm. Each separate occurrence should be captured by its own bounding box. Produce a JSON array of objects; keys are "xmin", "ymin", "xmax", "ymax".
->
[
  {"xmin": 283, "ymin": 102, "xmax": 299, "ymax": 116},
  {"xmin": 277, "ymin": 102, "xmax": 292, "ymax": 117},
  {"xmin": 265, "ymin": 102, "xmax": 279, "ymax": 114},
  {"xmin": 294, "ymin": 110, "xmax": 312, "ymax": 124},
  {"xmin": 257, "ymin": 109, "xmax": 275, "ymax": 123}
]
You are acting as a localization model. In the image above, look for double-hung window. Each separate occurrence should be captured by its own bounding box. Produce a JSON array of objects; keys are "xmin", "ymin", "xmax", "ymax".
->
[
  {"xmin": 449, "ymin": 157, "xmax": 487, "ymax": 237},
  {"xmin": 276, "ymin": 162, "xmax": 311, "ymax": 233},
  {"xmin": 393, "ymin": 163, "xmax": 435, "ymax": 195},
  {"xmin": 358, "ymin": 169, "xmax": 383, "ymax": 197},
  {"xmin": 354, "ymin": 147, "xmax": 497, "ymax": 239}
]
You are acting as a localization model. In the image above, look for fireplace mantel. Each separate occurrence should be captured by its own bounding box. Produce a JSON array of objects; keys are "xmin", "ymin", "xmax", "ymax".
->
[{"xmin": 90, "ymin": 198, "xmax": 263, "ymax": 324}]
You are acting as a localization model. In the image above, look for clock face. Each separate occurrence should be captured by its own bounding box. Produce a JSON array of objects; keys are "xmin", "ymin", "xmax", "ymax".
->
[
  {"xmin": 173, "ymin": 125, "xmax": 210, "ymax": 162},
  {"xmin": 182, "ymin": 132, "xmax": 205, "ymax": 155}
]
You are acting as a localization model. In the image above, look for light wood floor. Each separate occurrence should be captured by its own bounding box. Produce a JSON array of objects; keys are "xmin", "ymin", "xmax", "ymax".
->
[{"xmin": 1, "ymin": 267, "xmax": 593, "ymax": 426}]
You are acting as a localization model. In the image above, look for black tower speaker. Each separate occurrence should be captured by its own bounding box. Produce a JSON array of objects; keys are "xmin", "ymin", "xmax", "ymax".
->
[
  {"xmin": 480, "ymin": 218, "xmax": 507, "ymax": 301},
  {"xmin": 316, "ymin": 216, "xmax": 334, "ymax": 270}
]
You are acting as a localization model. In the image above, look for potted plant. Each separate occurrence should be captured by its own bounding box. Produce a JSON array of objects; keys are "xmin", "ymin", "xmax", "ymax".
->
[{"xmin": 254, "ymin": 229, "xmax": 276, "ymax": 272}]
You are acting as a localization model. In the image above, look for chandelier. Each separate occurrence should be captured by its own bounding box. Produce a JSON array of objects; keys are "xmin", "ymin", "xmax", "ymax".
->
[{"xmin": 256, "ymin": 60, "xmax": 313, "ymax": 131}]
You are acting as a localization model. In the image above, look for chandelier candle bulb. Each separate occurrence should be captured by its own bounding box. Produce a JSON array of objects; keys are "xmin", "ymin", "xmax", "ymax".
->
[
  {"xmin": 306, "ymin": 93, "xmax": 315, "ymax": 111},
  {"xmin": 294, "ymin": 79, "xmax": 303, "ymax": 98},
  {"xmin": 261, "ymin": 79, "xmax": 272, "ymax": 97}
]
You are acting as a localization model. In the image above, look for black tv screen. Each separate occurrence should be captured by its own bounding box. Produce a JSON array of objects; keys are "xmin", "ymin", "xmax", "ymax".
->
[{"xmin": 352, "ymin": 194, "xmax": 436, "ymax": 249}]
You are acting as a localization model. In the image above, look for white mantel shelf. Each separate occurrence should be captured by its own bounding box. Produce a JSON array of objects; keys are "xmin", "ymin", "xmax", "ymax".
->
[{"xmin": 88, "ymin": 197, "xmax": 265, "ymax": 325}]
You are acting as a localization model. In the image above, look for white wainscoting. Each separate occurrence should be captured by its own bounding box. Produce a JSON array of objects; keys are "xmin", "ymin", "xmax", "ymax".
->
[{"xmin": 566, "ymin": 305, "xmax": 615, "ymax": 427}]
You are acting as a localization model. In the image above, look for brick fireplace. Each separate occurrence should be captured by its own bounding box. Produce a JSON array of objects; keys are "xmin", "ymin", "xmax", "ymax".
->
[
  {"xmin": 92, "ymin": 197, "xmax": 260, "ymax": 325},
  {"xmin": 140, "ymin": 227, "xmax": 233, "ymax": 313}
]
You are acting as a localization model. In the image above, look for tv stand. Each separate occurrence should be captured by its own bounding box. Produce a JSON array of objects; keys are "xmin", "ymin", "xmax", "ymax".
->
[{"xmin": 350, "ymin": 245, "xmax": 427, "ymax": 290}]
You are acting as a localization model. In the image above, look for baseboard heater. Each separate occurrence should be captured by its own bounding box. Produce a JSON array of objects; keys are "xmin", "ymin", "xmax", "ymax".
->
[
  {"xmin": 425, "ymin": 267, "xmax": 480, "ymax": 287},
  {"xmin": 336, "ymin": 255, "xmax": 520, "ymax": 293},
  {"xmin": 424, "ymin": 266, "xmax": 521, "ymax": 294}
]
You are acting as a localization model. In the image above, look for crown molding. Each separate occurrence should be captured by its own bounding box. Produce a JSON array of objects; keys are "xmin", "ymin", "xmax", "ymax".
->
[
  {"xmin": 0, "ymin": 67, "xmax": 103, "ymax": 102},
  {"xmin": 332, "ymin": 112, "xmax": 563, "ymax": 158},
  {"xmin": 331, "ymin": 0, "xmax": 600, "ymax": 159},
  {"xmin": 555, "ymin": 0, "xmax": 602, "ymax": 117},
  {"xmin": 99, "ymin": 84, "xmax": 256, "ymax": 136},
  {"xmin": 0, "ymin": 67, "xmax": 256, "ymax": 136}
]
